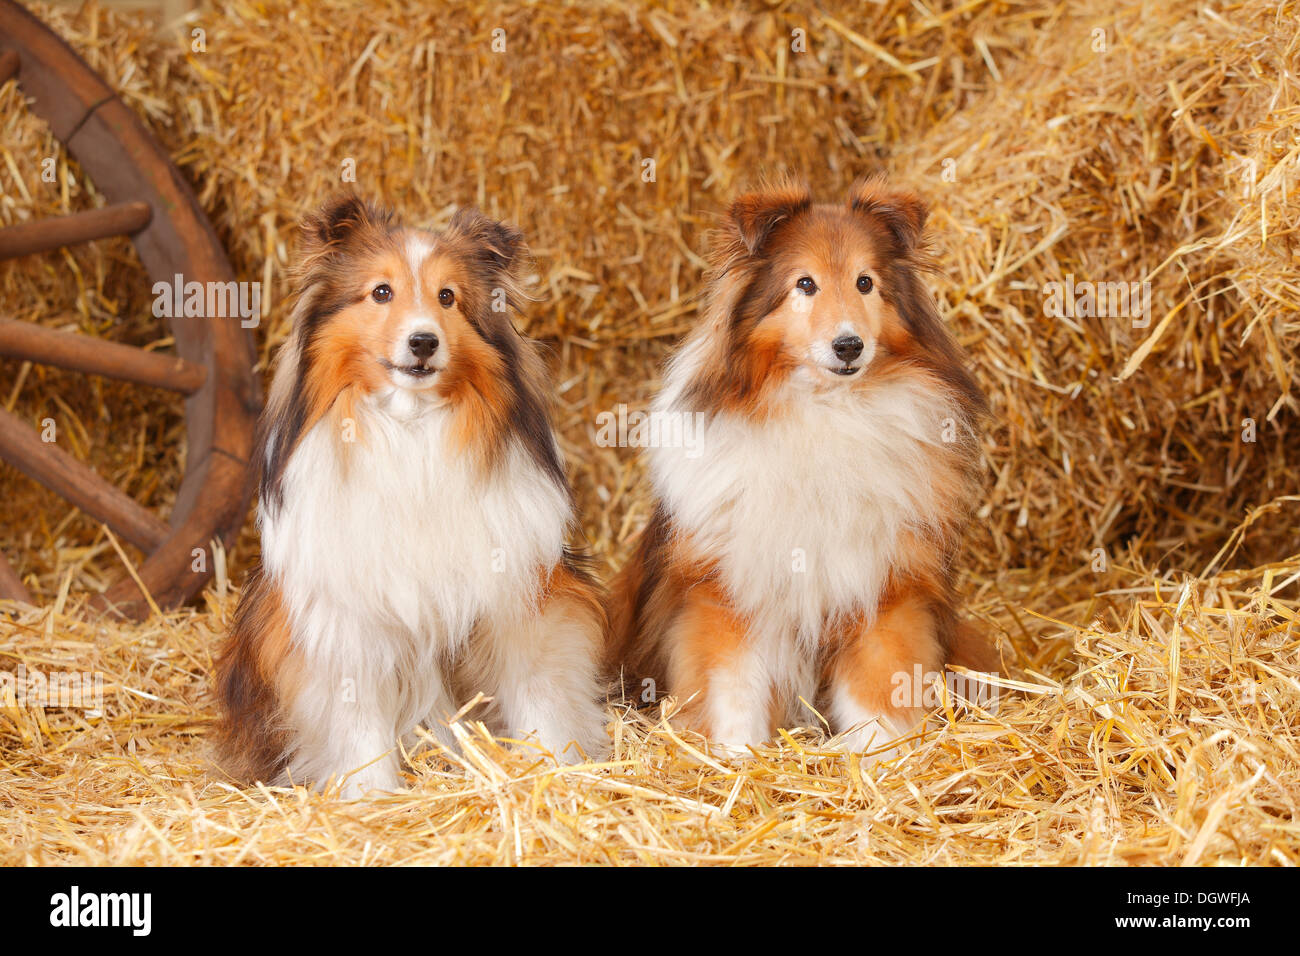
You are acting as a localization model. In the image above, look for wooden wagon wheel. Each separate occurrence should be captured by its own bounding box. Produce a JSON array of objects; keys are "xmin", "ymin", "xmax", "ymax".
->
[{"xmin": 0, "ymin": 1, "xmax": 260, "ymax": 619}]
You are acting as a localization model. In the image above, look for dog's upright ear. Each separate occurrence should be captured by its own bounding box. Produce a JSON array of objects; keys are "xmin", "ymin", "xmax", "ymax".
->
[
  {"xmin": 713, "ymin": 176, "xmax": 813, "ymax": 268},
  {"xmin": 445, "ymin": 206, "xmax": 527, "ymax": 272},
  {"xmin": 297, "ymin": 194, "xmax": 392, "ymax": 271},
  {"xmin": 444, "ymin": 207, "xmax": 535, "ymax": 320},
  {"xmin": 848, "ymin": 176, "xmax": 929, "ymax": 256}
]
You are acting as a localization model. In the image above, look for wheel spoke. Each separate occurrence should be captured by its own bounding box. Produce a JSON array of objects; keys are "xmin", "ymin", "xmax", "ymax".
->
[
  {"xmin": 0, "ymin": 317, "xmax": 207, "ymax": 394},
  {"xmin": 0, "ymin": 200, "xmax": 152, "ymax": 261},
  {"xmin": 0, "ymin": 406, "xmax": 170, "ymax": 553},
  {"xmin": 0, "ymin": 550, "xmax": 32, "ymax": 605}
]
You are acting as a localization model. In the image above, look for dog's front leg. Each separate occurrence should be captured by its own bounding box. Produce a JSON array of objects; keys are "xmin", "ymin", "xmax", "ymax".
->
[
  {"xmin": 280, "ymin": 614, "xmax": 405, "ymax": 797},
  {"xmin": 467, "ymin": 574, "xmax": 608, "ymax": 764}
]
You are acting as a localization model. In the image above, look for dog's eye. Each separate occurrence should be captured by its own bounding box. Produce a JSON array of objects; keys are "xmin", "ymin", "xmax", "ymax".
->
[
  {"xmin": 856, "ymin": 275, "xmax": 874, "ymax": 294},
  {"xmin": 438, "ymin": 288, "xmax": 455, "ymax": 308},
  {"xmin": 796, "ymin": 276, "xmax": 817, "ymax": 295},
  {"xmin": 371, "ymin": 284, "xmax": 392, "ymax": 303}
]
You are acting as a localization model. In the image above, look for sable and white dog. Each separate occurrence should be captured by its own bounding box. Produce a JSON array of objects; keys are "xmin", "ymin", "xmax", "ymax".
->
[
  {"xmin": 609, "ymin": 177, "xmax": 997, "ymax": 758},
  {"xmin": 216, "ymin": 196, "xmax": 607, "ymax": 796}
]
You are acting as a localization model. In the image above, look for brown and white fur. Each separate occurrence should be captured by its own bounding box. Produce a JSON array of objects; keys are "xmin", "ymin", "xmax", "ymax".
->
[
  {"xmin": 215, "ymin": 196, "xmax": 607, "ymax": 796},
  {"xmin": 609, "ymin": 177, "xmax": 997, "ymax": 758}
]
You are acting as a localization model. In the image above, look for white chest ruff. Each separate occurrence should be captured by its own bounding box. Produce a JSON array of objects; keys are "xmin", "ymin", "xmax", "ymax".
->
[
  {"xmin": 260, "ymin": 391, "xmax": 569, "ymax": 656},
  {"xmin": 650, "ymin": 371, "xmax": 954, "ymax": 642}
]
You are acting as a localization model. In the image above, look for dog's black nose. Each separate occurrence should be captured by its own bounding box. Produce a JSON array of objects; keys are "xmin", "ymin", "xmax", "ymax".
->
[
  {"xmin": 832, "ymin": 334, "xmax": 863, "ymax": 362},
  {"xmin": 408, "ymin": 331, "xmax": 439, "ymax": 359}
]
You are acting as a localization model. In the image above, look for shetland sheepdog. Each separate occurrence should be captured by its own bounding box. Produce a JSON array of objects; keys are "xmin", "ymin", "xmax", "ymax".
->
[
  {"xmin": 215, "ymin": 196, "xmax": 607, "ymax": 796},
  {"xmin": 609, "ymin": 177, "xmax": 997, "ymax": 758}
]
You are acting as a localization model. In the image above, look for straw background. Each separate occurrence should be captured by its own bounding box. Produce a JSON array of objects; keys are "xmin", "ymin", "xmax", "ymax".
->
[{"xmin": 1, "ymin": 0, "xmax": 1297, "ymax": 865}]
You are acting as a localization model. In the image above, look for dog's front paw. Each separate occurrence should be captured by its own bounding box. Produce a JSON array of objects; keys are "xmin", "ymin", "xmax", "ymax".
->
[
  {"xmin": 336, "ymin": 763, "xmax": 403, "ymax": 799},
  {"xmin": 704, "ymin": 734, "xmax": 764, "ymax": 761},
  {"xmin": 826, "ymin": 714, "xmax": 912, "ymax": 764},
  {"xmin": 518, "ymin": 716, "xmax": 608, "ymax": 766}
]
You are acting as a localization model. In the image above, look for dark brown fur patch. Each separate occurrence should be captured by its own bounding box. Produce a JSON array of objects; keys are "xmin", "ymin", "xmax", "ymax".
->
[{"xmin": 213, "ymin": 570, "xmax": 294, "ymax": 782}]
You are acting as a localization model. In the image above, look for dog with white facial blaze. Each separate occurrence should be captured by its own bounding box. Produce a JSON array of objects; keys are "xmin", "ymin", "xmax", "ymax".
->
[
  {"xmin": 609, "ymin": 177, "xmax": 998, "ymax": 759},
  {"xmin": 215, "ymin": 196, "xmax": 607, "ymax": 796}
]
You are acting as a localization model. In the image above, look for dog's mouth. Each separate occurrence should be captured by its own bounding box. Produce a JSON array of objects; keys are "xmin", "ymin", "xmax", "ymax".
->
[
  {"xmin": 818, "ymin": 362, "xmax": 863, "ymax": 378},
  {"xmin": 380, "ymin": 359, "xmax": 437, "ymax": 379}
]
